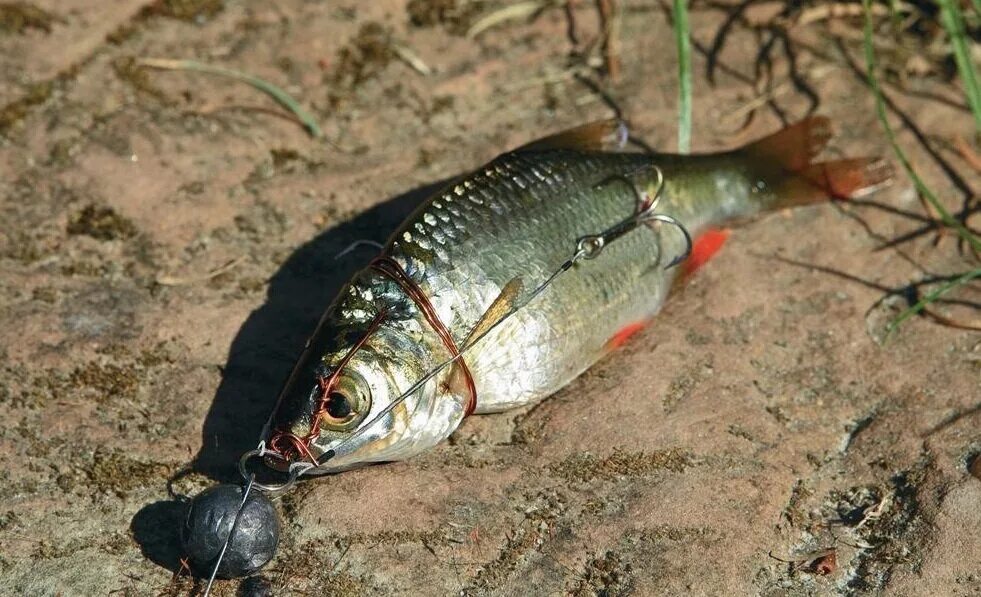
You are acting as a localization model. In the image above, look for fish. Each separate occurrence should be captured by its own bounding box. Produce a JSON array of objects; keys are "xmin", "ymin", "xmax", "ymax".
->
[{"xmin": 263, "ymin": 117, "xmax": 893, "ymax": 473}]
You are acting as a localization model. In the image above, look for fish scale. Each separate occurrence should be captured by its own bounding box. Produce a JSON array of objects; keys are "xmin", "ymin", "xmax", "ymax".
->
[
  {"xmin": 385, "ymin": 149, "xmax": 681, "ymax": 412},
  {"xmin": 265, "ymin": 118, "xmax": 894, "ymax": 472}
]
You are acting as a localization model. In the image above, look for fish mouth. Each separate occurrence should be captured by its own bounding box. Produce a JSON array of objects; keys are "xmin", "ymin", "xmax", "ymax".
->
[{"xmin": 265, "ymin": 429, "xmax": 324, "ymax": 468}]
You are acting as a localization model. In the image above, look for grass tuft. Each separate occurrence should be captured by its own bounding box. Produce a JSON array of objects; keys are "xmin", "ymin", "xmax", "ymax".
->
[
  {"xmin": 887, "ymin": 269, "xmax": 981, "ymax": 332},
  {"xmin": 861, "ymin": 0, "xmax": 981, "ymax": 335}
]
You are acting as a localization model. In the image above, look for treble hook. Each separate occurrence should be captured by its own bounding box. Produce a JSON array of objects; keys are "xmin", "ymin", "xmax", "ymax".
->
[{"xmin": 578, "ymin": 164, "xmax": 692, "ymax": 268}]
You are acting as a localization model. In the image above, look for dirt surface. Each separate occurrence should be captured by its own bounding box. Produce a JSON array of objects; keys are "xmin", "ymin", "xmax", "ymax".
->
[{"xmin": 0, "ymin": 1, "xmax": 978, "ymax": 595}]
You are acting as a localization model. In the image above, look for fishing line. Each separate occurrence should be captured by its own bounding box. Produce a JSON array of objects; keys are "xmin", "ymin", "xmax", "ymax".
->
[
  {"xmin": 202, "ymin": 474, "xmax": 255, "ymax": 597},
  {"xmin": 312, "ymin": 164, "xmax": 691, "ymax": 465},
  {"xmin": 334, "ymin": 239, "xmax": 385, "ymax": 260},
  {"xmin": 204, "ymin": 163, "xmax": 692, "ymax": 590}
]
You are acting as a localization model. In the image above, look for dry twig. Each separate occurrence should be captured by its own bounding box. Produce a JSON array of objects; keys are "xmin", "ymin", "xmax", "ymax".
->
[{"xmin": 155, "ymin": 258, "xmax": 244, "ymax": 287}]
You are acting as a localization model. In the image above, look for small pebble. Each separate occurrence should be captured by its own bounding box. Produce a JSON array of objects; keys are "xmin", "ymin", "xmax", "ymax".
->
[{"xmin": 969, "ymin": 453, "xmax": 981, "ymax": 481}]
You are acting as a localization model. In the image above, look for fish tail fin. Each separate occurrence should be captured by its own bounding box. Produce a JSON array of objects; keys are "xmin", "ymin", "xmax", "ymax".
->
[
  {"xmin": 787, "ymin": 157, "xmax": 896, "ymax": 203},
  {"xmin": 741, "ymin": 117, "xmax": 895, "ymax": 209},
  {"xmin": 744, "ymin": 116, "xmax": 834, "ymax": 170},
  {"xmin": 670, "ymin": 119, "xmax": 894, "ymax": 285}
]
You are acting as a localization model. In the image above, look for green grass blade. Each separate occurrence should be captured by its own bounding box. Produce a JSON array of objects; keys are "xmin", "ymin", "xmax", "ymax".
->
[
  {"xmin": 672, "ymin": 0, "xmax": 692, "ymax": 153},
  {"xmin": 937, "ymin": 0, "xmax": 981, "ymax": 133},
  {"xmin": 138, "ymin": 58, "xmax": 323, "ymax": 139},
  {"xmin": 861, "ymin": 0, "xmax": 981, "ymax": 255},
  {"xmin": 886, "ymin": 267, "xmax": 981, "ymax": 334}
]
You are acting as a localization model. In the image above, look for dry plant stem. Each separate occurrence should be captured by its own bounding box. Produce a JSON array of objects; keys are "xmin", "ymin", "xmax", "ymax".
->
[
  {"xmin": 392, "ymin": 43, "xmax": 432, "ymax": 76},
  {"xmin": 822, "ymin": 22, "xmax": 950, "ymax": 61},
  {"xmin": 788, "ymin": 2, "xmax": 904, "ymax": 29},
  {"xmin": 596, "ymin": 0, "xmax": 621, "ymax": 81},
  {"xmin": 920, "ymin": 304, "xmax": 981, "ymax": 331},
  {"xmin": 466, "ymin": 1, "xmax": 551, "ymax": 38},
  {"xmin": 952, "ymin": 136, "xmax": 981, "ymax": 173},
  {"xmin": 721, "ymin": 65, "xmax": 833, "ymax": 127},
  {"xmin": 915, "ymin": 189, "xmax": 950, "ymax": 244},
  {"xmin": 564, "ymin": 0, "xmax": 580, "ymax": 47},
  {"xmin": 155, "ymin": 258, "xmax": 243, "ymax": 287}
]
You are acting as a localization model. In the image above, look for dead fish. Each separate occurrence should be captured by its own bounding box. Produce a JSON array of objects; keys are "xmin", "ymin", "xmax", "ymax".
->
[{"xmin": 263, "ymin": 117, "xmax": 893, "ymax": 473}]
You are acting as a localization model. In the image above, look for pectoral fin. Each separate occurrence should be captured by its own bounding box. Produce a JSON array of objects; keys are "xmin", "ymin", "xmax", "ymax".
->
[
  {"xmin": 683, "ymin": 228, "xmax": 731, "ymax": 277},
  {"xmin": 445, "ymin": 277, "xmax": 525, "ymax": 414},
  {"xmin": 465, "ymin": 277, "xmax": 525, "ymax": 345}
]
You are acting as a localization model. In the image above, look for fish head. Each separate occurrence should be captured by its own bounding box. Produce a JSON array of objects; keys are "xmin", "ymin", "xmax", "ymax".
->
[{"xmin": 265, "ymin": 309, "xmax": 466, "ymax": 473}]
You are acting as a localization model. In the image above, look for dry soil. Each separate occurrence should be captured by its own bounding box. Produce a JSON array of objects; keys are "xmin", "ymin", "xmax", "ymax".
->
[{"xmin": 0, "ymin": 1, "xmax": 979, "ymax": 595}]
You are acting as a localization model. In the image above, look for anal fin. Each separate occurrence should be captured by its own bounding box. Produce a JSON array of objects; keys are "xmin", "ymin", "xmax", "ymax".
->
[{"xmin": 605, "ymin": 320, "xmax": 649, "ymax": 351}]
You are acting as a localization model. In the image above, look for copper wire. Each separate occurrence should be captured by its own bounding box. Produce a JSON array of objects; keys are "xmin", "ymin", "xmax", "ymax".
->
[
  {"xmin": 267, "ymin": 252, "xmax": 481, "ymax": 464},
  {"xmin": 268, "ymin": 308, "xmax": 389, "ymax": 464},
  {"xmin": 369, "ymin": 256, "xmax": 478, "ymax": 416}
]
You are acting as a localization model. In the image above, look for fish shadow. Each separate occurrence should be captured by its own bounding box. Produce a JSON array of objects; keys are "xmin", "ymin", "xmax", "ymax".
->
[{"xmin": 191, "ymin": 179, "xmax": 446, "ymax": 481}]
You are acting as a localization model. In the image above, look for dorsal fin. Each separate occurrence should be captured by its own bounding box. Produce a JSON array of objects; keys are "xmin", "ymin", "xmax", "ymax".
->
[{"xmin": 516, "ymin": 119, "xmax": 629, "ymax": 153}]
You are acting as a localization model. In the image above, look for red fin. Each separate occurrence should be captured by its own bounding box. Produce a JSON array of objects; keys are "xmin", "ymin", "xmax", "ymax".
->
[
  {"xmin": 606, "ymin": 321, "xmax": 648, "ymax": 350},
  {"xmin": 683, "ymin": 228, "xmax": 731, "ymax": 277},
  {"xmin": 794, "ymin": 158, "xmax": 895, "ymax": 201},
  {"xmin": 743, "ymin": 117, "xmax": 895, "ymax": 208},
  {"xmin": 744, "ymin": 116, "xmax": 832, "ymax": 171}
]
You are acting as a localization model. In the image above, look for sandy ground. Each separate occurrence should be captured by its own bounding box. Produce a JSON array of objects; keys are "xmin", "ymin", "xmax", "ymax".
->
[{"xmin": 0, "ymin": 0, "xmax": 978, "ymax": 595}]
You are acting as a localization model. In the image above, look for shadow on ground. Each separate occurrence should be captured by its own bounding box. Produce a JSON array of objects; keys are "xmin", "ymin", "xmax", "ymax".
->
[
  {"xmin": 130, "ymin": 499, "xmax": 186, "ymax": 573},
  {"xmin": 194, "ymin": 179, "xmax": 447, "ymax": 481},
  {"xmin": 130, "ymin": 180, "xmax": 444, "ymax": 573}
]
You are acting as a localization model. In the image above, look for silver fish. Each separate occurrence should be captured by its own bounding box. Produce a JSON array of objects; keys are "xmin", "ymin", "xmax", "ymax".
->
[{"xmin": 263, "ymin": 117, "xmax": 893, "ymax": 473}]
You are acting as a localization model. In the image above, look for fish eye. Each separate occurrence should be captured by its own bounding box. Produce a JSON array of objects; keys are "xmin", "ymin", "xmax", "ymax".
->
[
  {"xmin": 319, "ymin": 373, "xmax": 370, "ymax": 431},
  {"xmin": 325, "ymin": 393, "xmax": 352, "ymax": 419}
]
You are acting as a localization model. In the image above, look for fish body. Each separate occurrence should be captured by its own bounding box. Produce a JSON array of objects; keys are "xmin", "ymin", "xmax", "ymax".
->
[{"xmin": 266, "ymin": 118, "xmax": 892, "ymax": 472}]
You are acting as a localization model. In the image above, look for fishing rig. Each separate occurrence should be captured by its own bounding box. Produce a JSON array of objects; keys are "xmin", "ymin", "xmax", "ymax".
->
[{"xmin": 180, "ymin": 164, "xmax": 692, "ymax": 595}]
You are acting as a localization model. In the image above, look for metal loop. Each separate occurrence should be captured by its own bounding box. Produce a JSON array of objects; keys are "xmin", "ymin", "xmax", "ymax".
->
[
  {"xmin": 576, "ymin": 236, "xmax": 605, "ymax": 260},
  {"xmin": 238, "ymin": 448, "xmax": 312, "ymax": 496}
]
